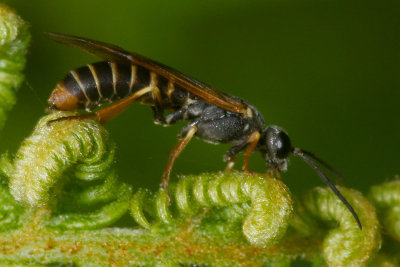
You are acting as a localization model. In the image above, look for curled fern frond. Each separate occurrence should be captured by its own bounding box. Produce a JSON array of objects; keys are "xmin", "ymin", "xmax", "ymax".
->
[
  {"xmin": 369, "ymin": 180, "xmax": 400, "ymax": 241},
  {"xmin": 9, "ymin": 112, "xmax": 131, "ymax": 229},
  {"xmin": 0, "ymin": 152, "xmax": 13, "ymax": 183},
  {"xmin": 302, "ymin": 186, "xmax": 381, "ymax": 266},
  {"xmin": 130, "ymin": 172, "xmax": 293, "ymax": 247},
  {"xmin": 0, "ymin": 4, "xmax": 30, "ymax": 131},
  {"xmin": 0, "ymin": 153, "xmax": 24, "ymax": 231},
  {"xmin": 0, "ymin": 181, "xmax": 23, "ymax": 231},
  {"xmin": 10, "ymin": 111, "xmax": 112, "ymax": 206},
  {"xmin": 49, "ymin": 172, "xmax": 132, "ymax": 230}
]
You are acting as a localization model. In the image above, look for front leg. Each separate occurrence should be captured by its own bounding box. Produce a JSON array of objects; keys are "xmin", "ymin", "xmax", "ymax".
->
[
  {"xmin": 223, "ymin": 140, "xmax": 248, "ymax": 172},
  {"xmin": 223, "ymin": 131, "xmax": 261, "ymax": 172},
  {"xmin": 242, "ymin": 131, "xmax": 261, "ymax": 172}
]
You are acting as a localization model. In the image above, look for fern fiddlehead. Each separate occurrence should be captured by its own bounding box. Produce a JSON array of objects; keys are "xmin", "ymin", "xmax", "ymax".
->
[
  {"xmin": 0, "ymin": 4, "xmax": 30, "ymax": 131},
  {"xmin": 301, "ymin": 186, "xmax": 381, "ymax": 266},
  {"xmin": 9, "ymin": 111, "xmax": 132, "ymax": 229},
  {"xmin": 130, "ymin": 172, "xmax": 293, "ymax": 247},
  {"xmin": 0, "ymin": 4, "xmax": 29, "ymax": 233},
  {"xmin": 0, "ymin": 153, "xmax": 23, "ymax": 231},
  {"xmin": 370, "ymin": 180, "xmax": 400, "ymax": 242}
]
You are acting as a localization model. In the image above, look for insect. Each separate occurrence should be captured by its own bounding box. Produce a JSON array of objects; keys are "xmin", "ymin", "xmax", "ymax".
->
[{"xmin": 46, "ymin": 32, "xmax": 361, "ymax": 229}]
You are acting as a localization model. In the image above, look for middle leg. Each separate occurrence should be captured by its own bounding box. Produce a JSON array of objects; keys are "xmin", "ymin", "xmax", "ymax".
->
[
  {"xmin": 151, "ymin": 106, "xmax": 187, "ymax": 126},
  {"xmin": 160, "ymin": 123, "xmax": 197, "ymax": 196},
  {"xmin": 223, "ymin": 140, "xmax": 248, "ymax": 172}
]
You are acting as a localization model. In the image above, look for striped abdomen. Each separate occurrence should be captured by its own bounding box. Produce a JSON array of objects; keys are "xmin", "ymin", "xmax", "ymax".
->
[
  {"xmin": 50, "ymin": 61, "xmax": 166, "ymax": 111},
  {"xmin": 49, "ymin": 61, "xmax": 193, "ymax": 112}
]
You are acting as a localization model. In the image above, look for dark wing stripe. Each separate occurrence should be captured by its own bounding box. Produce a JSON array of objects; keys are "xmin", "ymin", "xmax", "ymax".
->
[{"xmin": 45, "ymin": 32, "xmax": 247, "ymax": 115}]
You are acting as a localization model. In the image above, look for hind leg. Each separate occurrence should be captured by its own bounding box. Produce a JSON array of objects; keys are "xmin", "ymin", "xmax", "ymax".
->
[{"xmin": 48, "ymin": 86, "xmax": 154, "ymax": 125}]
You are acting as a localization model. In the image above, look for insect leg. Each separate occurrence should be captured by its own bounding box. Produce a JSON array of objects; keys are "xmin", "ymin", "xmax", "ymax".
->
[
  {"xmin": 48, "ymin": 86, "xmax": 153, "ymax": 125},
  {"xmin": 151, "ymin": 106, "xmax": 167, "ymax": 125},
  {"xmin": 95, "ymin": 86, "xmax": 154, "ymax": 123},
  {"xmin": 242, "ymin": 131, "xmax": 261, "ymax": 172},
  {"xmin": 160, "ymin": 124, "xmax": 197, "ymax": 196},
  {"xmin": 165, "ymin": 109, "xmax": 186, "ymax": 125},
  {"xmin": 223, "ymin": 140, "xmax": 248, "ymax": 172},
  {"xmin": 151, "ymin": 106, "xmax": 187, "ymax": 126},
  {"xmin": 150, "ymin": 79, "xmax": 167, "ymax": 125}
]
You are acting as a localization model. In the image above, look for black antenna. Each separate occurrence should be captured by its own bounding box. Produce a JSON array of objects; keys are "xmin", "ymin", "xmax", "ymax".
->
[
  {"xmin": 293, "ymin": 148, "xmax": 362, "ymax": 230},
  {"xmin": 299, "ymin": 149, "xmax": 343, "ymax": 180}
]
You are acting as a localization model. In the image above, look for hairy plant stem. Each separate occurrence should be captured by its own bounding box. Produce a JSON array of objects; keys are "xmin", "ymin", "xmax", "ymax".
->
[{"xmin": 0, "ymin": 4, "xmax": 30, "ymax": 131}]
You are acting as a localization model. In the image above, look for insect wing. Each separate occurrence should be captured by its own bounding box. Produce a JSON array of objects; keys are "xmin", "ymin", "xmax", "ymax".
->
[{"xmin": 46, "ymin": 32, "xmax": 246, "ymax": 114}]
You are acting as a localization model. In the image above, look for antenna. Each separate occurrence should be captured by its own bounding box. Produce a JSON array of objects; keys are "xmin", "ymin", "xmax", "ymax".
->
[
  {"xmin": 299, "ymin": 149, "xmax": 343, "ymax": 180},
  {"xmin": 293, "ymin": 148, "xmax": 362, "ymax": 230},
  {"xmin": 25, "ymin": 81, "xmax": 47, "ymax": 109}
]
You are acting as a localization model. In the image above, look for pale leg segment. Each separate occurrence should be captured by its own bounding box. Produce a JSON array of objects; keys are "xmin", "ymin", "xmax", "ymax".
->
[
  {"xmin": 223, "ymin": 131, "xmax": 261, "ymax": 173},
  {"xmin": 48, "ymin": 86, "xmax": 154, "ymax": 125},
  {"xmin": 95, "ymin": 86, "xmax": 154, "ymax": 124},
  {"xmin": 242, "ymin": 131, "xmax": 261, "ymax": 173},
  {"xmin": 160, "ymin": 125, "xmax": 197, "ymax": 197}
]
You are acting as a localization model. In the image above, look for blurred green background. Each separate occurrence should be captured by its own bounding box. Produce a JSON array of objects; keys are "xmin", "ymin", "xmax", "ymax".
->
[{"xmin": 2, "ymin": 0, "xmax": 399, "ymax": 198}]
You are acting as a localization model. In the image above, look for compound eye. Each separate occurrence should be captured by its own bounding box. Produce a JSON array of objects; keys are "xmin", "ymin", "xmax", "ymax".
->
[
  {"xmin": 265, "ymin": 126, "xmax": 292, "ymax": 159},
  {"xmin": 275, "ymin": 131, "xmax": 292, "ymax": 159}
]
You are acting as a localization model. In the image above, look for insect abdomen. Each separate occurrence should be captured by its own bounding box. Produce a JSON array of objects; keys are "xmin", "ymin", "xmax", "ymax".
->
[
  {"xmin": 49, "ymin": 61, "xmax": 193, "ymax": 112},
  {"xmin": 53, "ymin": 61, "xmax": 153, "ymax": 111}
]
